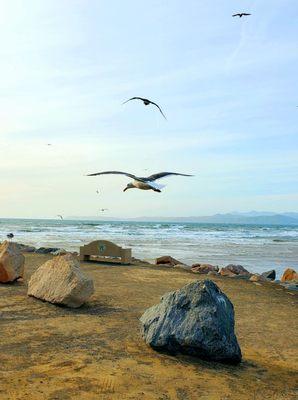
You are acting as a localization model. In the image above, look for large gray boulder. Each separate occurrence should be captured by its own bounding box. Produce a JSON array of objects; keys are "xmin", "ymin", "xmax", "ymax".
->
[
  {"xmin": 140, "ymin": 280, "xmax": 241, "ymax": 364},
  {"xmin": 28, "ymin": 254, "xmax": 94, "ymax": 308}
]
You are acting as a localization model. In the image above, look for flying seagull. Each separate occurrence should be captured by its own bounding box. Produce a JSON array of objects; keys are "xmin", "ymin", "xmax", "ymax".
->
[
  {"xmin": 96, "ymin": 190, "xmax": 100, "ymax": 194},
  {"xmin": 99, "ymin": 208, "xmax": 108, "ymax": 212},
  {"xmin": 57, "ymin": 215, "xmax": 64, "ymax": 220},
  {"xmin": 232, "ymin": 13, "xmax": 251, "ymax": 18},
  {"xmin": 87, "ymin": 171, "xmax": 193, "ymax": 193},
  {"xmin": 123, "ymin": 97, "xmax": 167, "ymax": 120},
  {"xmin": 7, "ymin": 233, "xmax": 14, "ymax": 240}
]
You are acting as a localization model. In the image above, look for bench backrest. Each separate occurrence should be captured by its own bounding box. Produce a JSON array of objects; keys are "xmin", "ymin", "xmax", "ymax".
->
[
  {"xmin": 80, "ymin": 240, "xmax": 125, "ymax": 257},
  {"xmin": 80, "ymin": 240, "xmax": 131, "ymax": 264}
]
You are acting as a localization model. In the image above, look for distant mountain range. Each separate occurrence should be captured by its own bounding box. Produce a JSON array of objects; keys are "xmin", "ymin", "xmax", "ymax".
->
[{"xmin": 68, "ymin": 212, "xmax": 298, "ymax": 225}]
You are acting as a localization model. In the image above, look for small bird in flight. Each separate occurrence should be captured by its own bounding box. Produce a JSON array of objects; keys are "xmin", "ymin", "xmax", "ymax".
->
[
  {"xmin": 57, "ymin": 215, "xmax": 64, "ymax": 220},
  {"xmin": 232, "ymin": 13, "xmax": 251, "ymax": 18},
  {"xmin": 7, "ymin": 233, "xmax": 14, "ymax": 240},
  {"xmin": 87, "ymin": 171, "xmax": 193, "ymax": 193},
  {"xmin": 123, "ymin": 97, "xmax": 167, "ymax": 120},
  {"xmin": 99, "ymin": 208, "xmax": 108, "ymax": 212},
  {"xmin": 96, "ymin": 190, "xmax": 100, "ymax": 194}
]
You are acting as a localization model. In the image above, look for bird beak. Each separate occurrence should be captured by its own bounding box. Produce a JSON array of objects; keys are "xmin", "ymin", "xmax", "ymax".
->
[{"xmin": 123, "ymin": 187, "xmax": 128, "ymax": 192}]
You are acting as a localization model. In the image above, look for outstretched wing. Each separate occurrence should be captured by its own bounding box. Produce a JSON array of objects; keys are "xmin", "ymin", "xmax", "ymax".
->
[
  {"xmin": 86, "ymin": 171, "xmax": 137, "ymax": 179},
  {"xmin": 146, "ymin": 172, "xmax": 193, "ymax": 181},
  {"xmin": 122, "ymin": 97, "xmax": 145, "ymax": 105},
  {"xmin": 149, "ymin": 101, "xmax": 167, "ymax": 120},
  {"xmin": 232, "ymin": 14, "xmax": 240, "ymax": 17},
  {"xmin": 243, "ymin": 13, "xmax": 251, "ymax": 16}
]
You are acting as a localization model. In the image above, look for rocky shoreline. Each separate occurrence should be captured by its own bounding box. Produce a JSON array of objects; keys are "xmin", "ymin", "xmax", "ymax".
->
[
  {"xmin": 2, "ymin": 242, "xmax": 297, "ymax": 292},
  {"xmin": 155, "ymin": 255, "xmax": 298, "ymax": 292}
]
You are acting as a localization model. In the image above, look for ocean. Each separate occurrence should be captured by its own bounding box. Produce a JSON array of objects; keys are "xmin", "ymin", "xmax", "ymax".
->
[{"xmin": 1, "ymin": 218, "xmax": 297, "ymax": 278}]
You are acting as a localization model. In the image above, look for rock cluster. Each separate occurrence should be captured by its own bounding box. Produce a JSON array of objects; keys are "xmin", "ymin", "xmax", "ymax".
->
[
  {"xmin": 140, "ymin": 280, "xmax": 242, "ymax": 364},
  {"xmin": 220, "ymin": 264, "xmax": 251, "ymax": 278},
  {"xmin": 0, "ymin": 241, "xmax": 25, "ymax": 283},
  {"xmin": 28, "ymin": 254, "xmax": 94, "ymax": 308},
  {"xmin": 155, "ymin": 254, "xmax": 298, "ymax": 291},
  {"xmin": 191, "ymin": 263, "xmax": 219, "ymax": 274}
]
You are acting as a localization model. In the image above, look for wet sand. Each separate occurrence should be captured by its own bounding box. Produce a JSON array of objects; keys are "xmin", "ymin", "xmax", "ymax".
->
[{"xmin": 0, "ymin": 254, "xmax": 297, "ymax": 399}]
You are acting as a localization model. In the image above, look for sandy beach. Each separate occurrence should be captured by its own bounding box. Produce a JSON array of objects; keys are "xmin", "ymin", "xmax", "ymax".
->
[{"xmin": 0, "ymin": 253, "xmax": 297, "ymax": 400}]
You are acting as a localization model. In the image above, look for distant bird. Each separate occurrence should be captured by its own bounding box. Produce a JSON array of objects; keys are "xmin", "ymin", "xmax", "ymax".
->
[
  {"xmin": 232, "ymin": 13, "xmax": 251, "ymax": 18},
  {"xmin": 99, "ymin": 208, "xmax": 108, "ymax": 212},
  {"xmin": 123, "ymin": 97, "xmax": 167, "ymax": 120},
  {"xmin": 96, "ymin": 190, "xmax": 100, "ymax": 194},
  {"xmin": 47, "ymin": 143, "xmax": 52, "ymax": 146},
  {"xmin": 57, "ymin": 215, "xmax": 63, "ymax": 220},
  {"xmin": 7, "ymin": 233, "xmax": 14, "ymax": 240},
  {"xmin": 87, "ymin": 171, "xmax": 193, "ymax": 193}
]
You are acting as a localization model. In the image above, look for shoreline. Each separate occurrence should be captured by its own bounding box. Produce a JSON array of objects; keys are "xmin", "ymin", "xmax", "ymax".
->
[
  {"xmin": 1, "ymin": 219, "xmax": 298, "ymax": 278},
  {"xmin": 4, "ymin": 239, "xmax": 298, "ymax": 282}
]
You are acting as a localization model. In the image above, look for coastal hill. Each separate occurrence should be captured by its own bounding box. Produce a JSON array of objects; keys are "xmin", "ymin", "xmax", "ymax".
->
[{"xmin": 68, "ymin": 212, "xmax": 298, "ymax": 225}]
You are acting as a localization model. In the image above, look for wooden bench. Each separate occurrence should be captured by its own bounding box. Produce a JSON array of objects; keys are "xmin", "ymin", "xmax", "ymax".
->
[{"xmin": 79, "ymin": 240, "xmax": 132, "ymax": 265}]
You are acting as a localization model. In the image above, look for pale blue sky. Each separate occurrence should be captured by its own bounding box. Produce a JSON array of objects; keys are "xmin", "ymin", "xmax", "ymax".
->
[{"xmin": 0, "ymin": 0, "xmax": 297, "ymax": 218}]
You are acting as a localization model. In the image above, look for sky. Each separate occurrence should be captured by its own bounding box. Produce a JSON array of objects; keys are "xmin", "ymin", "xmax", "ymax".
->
[{"xmin": 0, "ymin": 0, "xmax": 297, "ymax": 218}]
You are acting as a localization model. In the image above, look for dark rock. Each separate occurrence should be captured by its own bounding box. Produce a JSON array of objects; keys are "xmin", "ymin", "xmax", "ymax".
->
[
  {"xmin": 155, "ymin": 256, "xmax": 182, "ymax": 267},
  {"xmin": 261, "ymin": 270, "xmax": 276, "ymax": 281},
  {"xmin": 51, "ymin": 249, "xmax": 67, "ymax": 256},
  {"xmin": 220, "ymin": 264, "xmax": 251, "ymax": 277},
  {"xmin": 140, "ymin": 280, "xmax": 242, "ymax": 364},
  {"xmin": 16, "ymin": 243, "xmax": 36, "ymax": 253},
  {"xmin": 35, "ymin": 247, "xmax": 60, "ymax": 254}
]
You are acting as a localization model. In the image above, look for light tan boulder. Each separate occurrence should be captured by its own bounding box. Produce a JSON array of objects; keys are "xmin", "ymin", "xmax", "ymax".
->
[
  {"xmin": 0, "ymin": 241, "xmax": 25, "ymax": 283},
  {"xmin": 27, "ymin": 254, "xmax": 94, "ymax": 308},
  {"xmin": 281, "ymin": 268, "xmax": 298, "ymax": 282}
]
